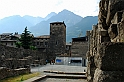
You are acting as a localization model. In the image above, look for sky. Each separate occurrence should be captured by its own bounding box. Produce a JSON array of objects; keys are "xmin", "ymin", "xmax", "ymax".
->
[{"xmin": 0, "ymin": 0, "xmax": 100, "ymax": 19}]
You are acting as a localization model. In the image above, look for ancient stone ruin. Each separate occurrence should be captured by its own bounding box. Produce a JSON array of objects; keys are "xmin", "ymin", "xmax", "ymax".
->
[
  {"xmin": 87, "ymin": 0, "xmax": 124, "ymax": 82},
  {"xmin": 0, "ymin": 44, "xmax": 46, "ymax": 80}
]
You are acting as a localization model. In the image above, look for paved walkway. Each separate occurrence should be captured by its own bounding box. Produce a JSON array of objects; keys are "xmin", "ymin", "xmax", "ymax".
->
[
  {"xmin": 24, "ymin": 64, "xmax": 87, "ymax": 82},
  {"xmin": 31, "ymin": 64, "xmax": 87, "ymax": 73}
]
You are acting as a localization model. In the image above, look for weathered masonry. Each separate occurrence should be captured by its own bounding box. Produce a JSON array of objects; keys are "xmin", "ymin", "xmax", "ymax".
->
[
  {"xmin": 71, "ymin": 37, "xmax": 88, "ymax": 66},
  {"xmin": 49, "ymin": 22, "xmax": 66, "ymax": 60},
  {"xmin": 87, "ymin": 0, "xmax": 124, "ymax": 82}
]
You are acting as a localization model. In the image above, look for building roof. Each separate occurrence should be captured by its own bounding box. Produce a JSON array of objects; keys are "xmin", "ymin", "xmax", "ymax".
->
[
  {"xmin": 0, "ymin": 40, "xmax": 17, "ymax": 42},
  {"xmin": 34, "ymin": 35, "xmax": 50, "ymax": 39},
  {"xmin": 0, "ymin": 33, "xmax": 13, "ymax": 35},
  {"xmin": 50, "ymin": 21, "xmax": 66, "ymax": 27},
  {"xmin": 72, "ymin": 36, "xmax": 87, "ymax": 42},
  {"xmin": 13, "ymin": 34, "xmax": 21, "ymax": 38}
]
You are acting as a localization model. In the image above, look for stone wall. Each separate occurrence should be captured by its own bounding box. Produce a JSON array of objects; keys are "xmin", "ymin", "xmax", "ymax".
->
[
  {"xmin": 0, "ymin": 67, "xmax": 30, "ymax": 80},
  {"xmin": 87, "ymin": 0, "xmax": 124, "ymax": 82},
  {"xmin": 49, "ymin": 22, "xmax": 66, "ymax": 61},
  {"xmin": 0, "ymin": 44, "xmax": 46, "ymax": 69},
  {"xmin": 71, "ymin": 37, "xmax": 88, "ymax": 59},
  {"xmin": 93, "ymin": 42, "xmax": 124, "ymax": 82}
]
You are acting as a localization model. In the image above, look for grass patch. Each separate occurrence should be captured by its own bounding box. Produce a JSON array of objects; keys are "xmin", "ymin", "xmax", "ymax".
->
[{"xmin": 0, "ymin": 72, "xmax": 40, "ymax": 82}]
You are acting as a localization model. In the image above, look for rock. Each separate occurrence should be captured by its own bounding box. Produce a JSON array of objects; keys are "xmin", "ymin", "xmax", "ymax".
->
[
  {"xmin": 95, "ymin": 42, "xmax": 124, "ymax": 71},
  {"xmin": 87, "ymin": 0, "xmax": 124, "ymax": 82},
  {"xmin": 93, "ymin": 68, "xmax": 124, "ymax": 82},
  {"xmin": 111, "ymin": 11, "xmax": 123, "ymax": 24},
  {"xmin": 87, "ymin": 56, "xmax": 96, "ymax": 82},
  {"xmin": 108, "ymin": 24, "xmax": 118, "ymax": 39},
  {"xmin": 106, "ymin": 0, "xmax": 124, "ymax": 27},
  {"xmin": 98, "ymin": 0, "xmax": 109, "ymax": 30}
]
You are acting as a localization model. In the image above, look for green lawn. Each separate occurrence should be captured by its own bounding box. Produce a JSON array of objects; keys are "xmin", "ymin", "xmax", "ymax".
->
[{"xmin": 0, "ymin": 72, "xmax": 40, "ymax": 82}]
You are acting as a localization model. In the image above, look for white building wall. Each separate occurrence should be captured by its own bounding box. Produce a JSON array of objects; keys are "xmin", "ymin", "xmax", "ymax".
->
[{"xmin": 55, "ymin": 57, "xmax": 87, "ymax": 66}]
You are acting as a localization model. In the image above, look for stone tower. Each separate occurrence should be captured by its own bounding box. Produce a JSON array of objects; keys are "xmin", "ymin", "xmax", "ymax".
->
[{"xmin": 49, "ymin": 21, "xmax": 66, "ymax": 60}]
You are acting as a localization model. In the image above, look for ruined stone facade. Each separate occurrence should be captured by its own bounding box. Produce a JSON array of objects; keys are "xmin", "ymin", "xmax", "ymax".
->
[
  {"xmin": 0, "ymin": 44, "xmax": 46, "ymax": 69},
  {"xmin": 49, "ymin": 22, "xmax": 66, "ymax": 60},
  {"xmin": 0, "ymin": 33, "xmax": 18, "ymax": 47},
  {"xmin": 71, "ymin": 37, "xmax": 88, "ymax": 58},
  {"xmin": 71, "ymin": 37, "xmax": 88, "ymax": 66},
  {"xmin": 33, "ymin": 35, "xmax": 50, "ymax": 53},
  {"xmin": 0, "ymin": 67, "xmax": 30, "ymax": 80},
  {"xmin": 0, "ymin": 22, "xmax": 66, "ymax": 64},
  {"xmin": 87, "ymin": 0, "xmax": 124, "ymax": 82}
]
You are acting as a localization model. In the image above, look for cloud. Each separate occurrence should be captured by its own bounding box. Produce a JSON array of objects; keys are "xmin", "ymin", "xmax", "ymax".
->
[
  {"xmin": 0, "ymin": 0, "xmax": 100, "ymax": 19},
  {"xmin": 55, "ymin": 0, "xmax": 63, "ymax": 6},
  {"xmin": 54, "ymin": 0, "xmax": 100, "ymax": 17}
]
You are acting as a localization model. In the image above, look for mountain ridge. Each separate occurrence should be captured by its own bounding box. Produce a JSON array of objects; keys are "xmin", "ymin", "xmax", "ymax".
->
[
  {"xmin": 29, "ymin": 9, "xmax": 83, "ymax": 36},
  {"xmin": 0, "ymin": 9, "xmax": 98, "ymax": 42}
]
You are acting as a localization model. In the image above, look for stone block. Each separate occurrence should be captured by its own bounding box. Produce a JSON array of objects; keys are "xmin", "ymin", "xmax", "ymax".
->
[
  {"xmin": 95, "ymin": 42, "xmax": 124, "ymax": 71},
  {"xmin": 106, "ymin": 0, "xmax": 124, "ymax": 27},
  {"xmin": 111, "ymin": 11, "xmax": 123, "ymax": 24},
  {"xmin": 93, "ymin": 68, "xmax": 124, "ymax": 82},
  {"xmin": 98, "ymin": 30, "xmax": 108, "ymax": 36},
  {"xmin": 108, "ymin": 24, "xmax": 118, "ymax": 39},
  {"xmin": 86, "ymin": 31, "xmax": 91, "ymax": 36},
  {"xmin": 101, "ymin": 36, "xmax": 110, "ymax": 42},
  {"xmin": 87, "ymin": 55, "xmax": 96, "ymax": 82}
]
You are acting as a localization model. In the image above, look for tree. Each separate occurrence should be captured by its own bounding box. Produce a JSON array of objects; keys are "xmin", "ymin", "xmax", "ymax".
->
[
  {"xmin": 30, "ymin": 46, "xmax": 36, "ymax": 50},
  {"xmin": 19, "ymin": 27, "xmax": 33, "ymax": 49},
  {"xmin": 15, "ymin": 42, "xmax": 21, "ymax": 48}
]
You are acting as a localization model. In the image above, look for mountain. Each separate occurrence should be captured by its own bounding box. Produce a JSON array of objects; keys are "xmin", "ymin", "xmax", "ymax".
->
[
  {"xmin": 29, "ymin": 9, "xmax": 83, "ymax": 36},
  {"xmin": 0, "ymin": 10, "xmax": 98, "ymax": 42},
  {"xmin": 66, "ymin": 16, "xmax": 98, "ymax": 42},
  {"xmin": 23, "ymin": 15, "xmax": 44, "ymax": 25},
  {"xmin": 47, "ymin": 9, "xmax": 82, "ymax": 27},
  {"xmin": 0, "ymin": 13, "xmax": 56, "ymax": 34},
  {"xmin": 23, "ymin": 13, "xmax": 57, "ymax": 25},
  {"xmin": 44, "ymin": 12, "xmax": 57, "ymax": 21},
  {"xmin": 0, "ymin": 15, "xmax": 33, "ymax": 33}
]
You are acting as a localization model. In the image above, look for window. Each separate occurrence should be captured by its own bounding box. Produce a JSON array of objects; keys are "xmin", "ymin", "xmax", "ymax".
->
[
  {"xmin": 40, "ymin": 42, "xmax": 43, "ymax": 46},
  {"xmin": 71, "ymin": 60, "xmax": 82, "ymax": 63},
  {"xmin": 56, "ymin": 59, "xmax": 61, "ymax": 63},
  {"xmin": 56, "ymin": 41, "xmax": 58, "ymax": 45},
  {"xmin": 45, "ymin": 42, "xmax": 48, "ymax": 45},
  {"xmin": 37, "ymin": 42, "xmax": 39, "ymax": 45},
  {"xmin": 11, "ymin": 42, "xmax": 13, "ymax": 45}
]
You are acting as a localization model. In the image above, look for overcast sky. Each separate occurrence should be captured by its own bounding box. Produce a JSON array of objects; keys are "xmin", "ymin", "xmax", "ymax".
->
[{"xmin": 0, "ymin": 0, "xmax": 100, "ymax": 19}]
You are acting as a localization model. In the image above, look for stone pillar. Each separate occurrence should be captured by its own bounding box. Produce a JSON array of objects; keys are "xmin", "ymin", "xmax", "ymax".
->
[{"xmin": 86, "ymin": 25, "xmax": 98, "ymax": 82}]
